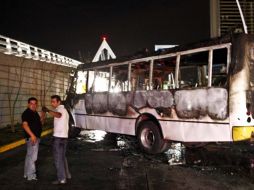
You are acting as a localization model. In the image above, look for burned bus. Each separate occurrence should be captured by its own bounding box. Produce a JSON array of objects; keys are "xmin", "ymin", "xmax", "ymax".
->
[{"xmin": 65, "ymin": 33, "xmax": 254, "ymax": 154}]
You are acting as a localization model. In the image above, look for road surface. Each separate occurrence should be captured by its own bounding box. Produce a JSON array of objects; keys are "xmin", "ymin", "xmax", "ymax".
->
[{"xmin": 0, "ymin": 130, "xmax": 254, "ymax": 190}]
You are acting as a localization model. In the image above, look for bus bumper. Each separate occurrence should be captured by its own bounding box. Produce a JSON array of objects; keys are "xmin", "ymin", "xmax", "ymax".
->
[{"xmin": 232, "ymin": 126, "xmax": 254, "ymax": 141}]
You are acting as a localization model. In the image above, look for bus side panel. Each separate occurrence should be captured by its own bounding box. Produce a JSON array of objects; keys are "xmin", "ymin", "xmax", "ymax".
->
[
  {"xmin": 73, "ymin": 98, "xmax": 137, "ymax": 135},
  {"xmin": 85, "ymin": 115, "xmax": 136, "ymax": 135},
  {"xmin": 160, "ymin": 120, "xmax": 232, "ymax": 142},
  {"xmin": 229, "ymin": 35, "xmax": 254, "ymax": 127},
  {"xmin": 75, "ymin": 114, "xmax": 87, "ymax": 129}
]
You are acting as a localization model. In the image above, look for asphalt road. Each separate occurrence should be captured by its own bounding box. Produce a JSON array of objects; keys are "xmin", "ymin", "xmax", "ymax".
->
[{"xmin": 0, "ymin": 130, "xmax": 254, "ymax": 190}]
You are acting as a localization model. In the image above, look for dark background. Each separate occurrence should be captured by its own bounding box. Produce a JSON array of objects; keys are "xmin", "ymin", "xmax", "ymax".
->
[{"xmin": 0, "ymin": 0, "xmax": 210, "ymax": 61}]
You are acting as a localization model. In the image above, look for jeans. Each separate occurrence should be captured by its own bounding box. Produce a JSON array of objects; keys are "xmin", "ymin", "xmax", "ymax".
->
[
  {"xmin": 53, "ymin": 137, "xmax": 71, "ymax": 181},
  {"xmin": 24, "ymin": 138, "xmax": 40, "ymax": 180}
]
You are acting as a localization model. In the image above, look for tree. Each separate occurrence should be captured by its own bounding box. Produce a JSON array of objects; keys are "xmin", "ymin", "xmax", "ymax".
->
[
  {"xmin": 7, "ymin": 58, "xmax": 25, "ymax": 133},
  {"xmin": 40, "ymin": 62, "xmax": 59, "ymax": 107}
]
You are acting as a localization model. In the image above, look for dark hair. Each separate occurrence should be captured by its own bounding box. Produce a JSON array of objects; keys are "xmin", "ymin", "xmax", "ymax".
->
[
  {"xmin": 51, "ymin": 95, "xmax": 61, "ymax": 102},
  {"xmin": 28, "ymin": 97, "xmax": 38, "ymax": 103}
]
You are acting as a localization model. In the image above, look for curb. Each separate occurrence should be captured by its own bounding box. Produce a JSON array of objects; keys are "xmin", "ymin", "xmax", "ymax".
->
[{"xmin": 0, "ymin": 129, "xmax": 53, "ymax": 153}]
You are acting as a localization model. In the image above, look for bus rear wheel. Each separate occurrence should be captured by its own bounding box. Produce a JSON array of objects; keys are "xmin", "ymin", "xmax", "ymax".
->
[{"xmin": 137, "ymin": 121, "xmax": 168, "ymax": 154}]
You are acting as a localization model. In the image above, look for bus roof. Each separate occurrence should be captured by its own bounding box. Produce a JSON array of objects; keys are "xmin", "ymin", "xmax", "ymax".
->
[{"xmin": 77, "ymin": 34, "xmax": 234, "ymax": 71}]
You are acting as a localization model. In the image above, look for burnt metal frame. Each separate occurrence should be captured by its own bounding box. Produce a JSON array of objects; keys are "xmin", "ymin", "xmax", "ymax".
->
[{"xmin": 81, "ymin": 43, "xmax": 232, "ymax": 93}]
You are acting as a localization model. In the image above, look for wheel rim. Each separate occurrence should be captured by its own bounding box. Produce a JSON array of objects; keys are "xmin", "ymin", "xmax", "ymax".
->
[{"xmin": 140, "ymin": 127, "xmax": 155, "ymax": 149}]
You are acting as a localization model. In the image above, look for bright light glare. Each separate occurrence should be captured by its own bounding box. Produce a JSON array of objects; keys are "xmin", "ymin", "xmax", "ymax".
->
[
  {"xmin": 112, "ymin": 85, "xmax": 121, "ymax": 93},
  {"xmin": 76, "ymin": 71, "xmax": 87, "ymax": 93},
  {"xmin": 95, "ymin": 77, "xmax": 109, "ymax": 92}
]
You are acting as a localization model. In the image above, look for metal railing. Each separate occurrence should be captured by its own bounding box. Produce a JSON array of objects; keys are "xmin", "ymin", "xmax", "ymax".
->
[{"xmin": 0, "ymin": 34, "xmax": 82, "ymax": 68}]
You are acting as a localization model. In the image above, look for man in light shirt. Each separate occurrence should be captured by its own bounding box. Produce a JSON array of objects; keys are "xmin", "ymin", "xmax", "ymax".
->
[{"xmin": 42, "ymin": 95, "xmax": 71, "ymax": 185}]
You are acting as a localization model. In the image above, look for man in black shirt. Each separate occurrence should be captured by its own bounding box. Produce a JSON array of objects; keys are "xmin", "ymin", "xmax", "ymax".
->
[{"xmin": 22, "ymin": 97, "xmax": 45, "ymax": 181}]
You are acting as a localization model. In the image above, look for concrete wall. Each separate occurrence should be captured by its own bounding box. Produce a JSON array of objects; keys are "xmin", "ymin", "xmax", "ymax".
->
[{"xmin": 0, "ymin": 52, "xmax": 74, "ymax": 128}]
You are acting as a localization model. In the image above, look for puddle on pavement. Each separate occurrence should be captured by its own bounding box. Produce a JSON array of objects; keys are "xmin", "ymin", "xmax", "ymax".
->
[
  {"xmin": 76, "ymin": 130, "xmax": 184, "ymax": 164},
  {"xmin": 165, "ymin": 143, "xmax": 186, "ymax": 165},
  {"xmin": 76, "ymin": 130, "xmax": 254, "ymax": 177},
  {"xmin": 77, "ymin": 130, "xmax": 107, "ymax": 143}
]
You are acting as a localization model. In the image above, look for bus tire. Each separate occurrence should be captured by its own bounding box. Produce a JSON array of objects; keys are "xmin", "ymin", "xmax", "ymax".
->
[
  {"xmin": 137, "ymin": 121, "xmax": 168, "ymax": 154},
  {"xmin": 68, "ymin": 126, "xmax": 81, "ymax": 138},
  {"xmin": 68, "ymin": 114, "xmax": 81, "ymax": 138}
]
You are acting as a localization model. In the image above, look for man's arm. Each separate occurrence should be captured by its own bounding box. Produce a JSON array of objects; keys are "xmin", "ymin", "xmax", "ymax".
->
[
  {"xmin": 47, "ymin": 110, "xmax": 62, "ymax": 118},
  {"xmin": 22, "ymin": 121, "xmax": 37, "ymax": 144},
  {"xmin": 42, "ymin": 106, "xmax": 62, "ymax": 118}
]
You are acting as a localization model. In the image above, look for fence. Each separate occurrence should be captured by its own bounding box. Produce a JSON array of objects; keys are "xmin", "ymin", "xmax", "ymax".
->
[{"xmin": 0, "ymin": 34, "xmax": 82, "ymax": 68}]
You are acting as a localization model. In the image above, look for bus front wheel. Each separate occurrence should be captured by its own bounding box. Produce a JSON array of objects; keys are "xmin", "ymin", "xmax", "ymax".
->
[
  {"xmin": 68, "ymin": 113, "xmax": 81, "ymax": 138},
  {"xmin": 137, "ymin": 121, "xmax": 168, "ymax": 154}
]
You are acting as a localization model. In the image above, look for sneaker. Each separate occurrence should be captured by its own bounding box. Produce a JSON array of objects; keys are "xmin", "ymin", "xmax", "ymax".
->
[
  {"xmin": 27, "ymin": 176, "xmax": 38, "ymax": 181},
  {"xmin": 52, "ymin": 179, "xmax": 66, "ymax": 185}
]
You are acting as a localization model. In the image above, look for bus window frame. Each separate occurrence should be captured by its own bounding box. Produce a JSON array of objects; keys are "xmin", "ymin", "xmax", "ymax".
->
[
  {"xmin": 75, "ymin": 43, "xmax": 232, "ymax": 94},
  {"xmin": 176, "ymin": 44, "xmax": 231, "ymax": 89}
]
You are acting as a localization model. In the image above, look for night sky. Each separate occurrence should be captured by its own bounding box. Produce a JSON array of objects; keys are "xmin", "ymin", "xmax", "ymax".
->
[{"xmin": 0, "ymin": 0, "xmax": 210, "ymax": 61}]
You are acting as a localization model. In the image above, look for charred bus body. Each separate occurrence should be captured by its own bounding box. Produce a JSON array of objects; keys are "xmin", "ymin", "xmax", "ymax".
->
[{"xmin": 65, "ymin": 33, "xmax": 254, "ymax": 154}]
